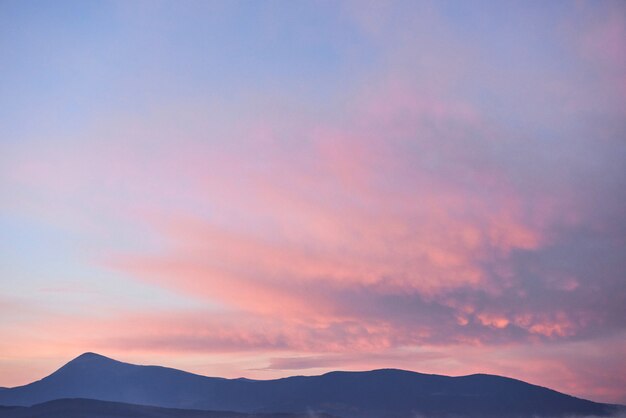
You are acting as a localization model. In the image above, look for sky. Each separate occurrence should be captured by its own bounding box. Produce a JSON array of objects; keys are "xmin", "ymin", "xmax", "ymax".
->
[{"xmin": 1, "ymin": 0, "xmax": 625, "ymax": 405}]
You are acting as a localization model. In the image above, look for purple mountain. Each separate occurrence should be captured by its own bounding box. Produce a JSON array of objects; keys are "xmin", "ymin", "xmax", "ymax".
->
[{"xmin": 0, "ymin": 353, "xmax": 622, "ymax": 418}]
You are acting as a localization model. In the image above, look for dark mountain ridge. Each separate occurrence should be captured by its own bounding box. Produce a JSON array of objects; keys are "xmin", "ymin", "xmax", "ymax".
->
[
  {"xmin": 0, "ymin": 398, "xmax": 337, "ymax": 418},
  {"xmin": 0, "ymin": 353, "xmax": 622, "ymax": 418}
]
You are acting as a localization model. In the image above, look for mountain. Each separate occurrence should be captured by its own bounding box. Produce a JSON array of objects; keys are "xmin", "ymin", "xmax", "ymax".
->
[
  {"xmin": 0, "ymin": 398, "xmax": 336, "ymax": 418},
  {"xmin": 0, "ymin": 352, "xmax": 622, "ymax": 418}
]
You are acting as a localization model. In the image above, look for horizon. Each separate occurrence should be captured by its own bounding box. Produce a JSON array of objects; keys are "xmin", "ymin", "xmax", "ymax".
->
[
  {"xmin": 6, "ymin": 351, "xmax": 605, "ymax": 396},
  {"xmin": 3, "ymin": 351, "xmax": 621, "ymax": 418},
  {"xmin": 1, "ymin": 0, "xmax": 625, "ymax": 406}
]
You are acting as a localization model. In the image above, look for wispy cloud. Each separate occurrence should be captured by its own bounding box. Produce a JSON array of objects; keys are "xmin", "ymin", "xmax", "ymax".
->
[{"xmin": 0, "ymin": 0, "xmax": 624, "ymax": 405}]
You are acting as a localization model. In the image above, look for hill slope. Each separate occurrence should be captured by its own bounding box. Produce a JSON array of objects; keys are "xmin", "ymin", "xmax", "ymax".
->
[
  {"xmin": 0, "ymin": 398, "xmax": 335, "ymax": 418},
  {"xmin": 0, "ymin": 353, "xmax": 621, "ymax": 418}
]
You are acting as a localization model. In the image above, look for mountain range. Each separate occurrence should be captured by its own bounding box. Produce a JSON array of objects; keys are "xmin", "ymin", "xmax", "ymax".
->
[
  {"xmin": 0, "ymin": 398, "xmax": 336, "ymax": 418},
  {"xmin": 0, "ymin": 352, "xmax": 622, "ymax": 418}
]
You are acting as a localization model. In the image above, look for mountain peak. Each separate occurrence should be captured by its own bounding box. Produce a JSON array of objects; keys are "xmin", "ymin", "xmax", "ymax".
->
[
  {"xmin": 69, "ymin": 352, "xmax": 114, "ymax": 363},
  {"xmin": 54, "ymin": 352, "xmax": 123, "ymax": 373},
  {"xmin": 74, "ymin": 352, "xmax": 109, "ymax": 360},
  {"xmin": 44, "ymin": 352, "xmax": 130, "ymax": 383}
]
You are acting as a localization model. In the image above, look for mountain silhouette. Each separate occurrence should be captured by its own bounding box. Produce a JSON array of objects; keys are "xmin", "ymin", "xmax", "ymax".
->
[
  {"xmin": 0, "ymin": 398, "xmax": 337, "ymax": 418},
  {"xmin": 0, "ymin": 353, "xmax": 622, "ymax": 418}
]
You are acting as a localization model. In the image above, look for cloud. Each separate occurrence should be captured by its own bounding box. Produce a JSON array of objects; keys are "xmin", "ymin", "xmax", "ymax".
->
[
  {"xmin": 261, "ymin": 351, "xmax": 449, "ymax": 371},
  {"xmin": 100, "ymin": 71, "xmax": 624, "ymax": 348},
  {"xmin": 1, "ymin": 0, "xmax": 624, "ymax": 405}
]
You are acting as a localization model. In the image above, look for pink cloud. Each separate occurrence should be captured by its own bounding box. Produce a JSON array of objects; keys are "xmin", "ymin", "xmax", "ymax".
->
[
  {"xmin": 2, "ymin": 2, "xmax": 625, "ymax": 403},
  {"xmin": 2, "ymin": 304, "xmax": 624, "ymax": 402},
  {"xmin": 88, "ymin": 77, "xmax": 616, "ymax": 360}
]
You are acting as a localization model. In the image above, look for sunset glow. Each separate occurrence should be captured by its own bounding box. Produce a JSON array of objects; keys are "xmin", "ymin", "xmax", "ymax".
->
[{"xmin": 1, "ymin": 0, "xmax": 625, "ymax": 405}]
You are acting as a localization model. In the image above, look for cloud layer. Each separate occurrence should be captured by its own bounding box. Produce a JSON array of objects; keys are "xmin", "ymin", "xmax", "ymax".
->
[{"xmin": 1, "ymin": 0, "xmax": 625, "ymax": 405}]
